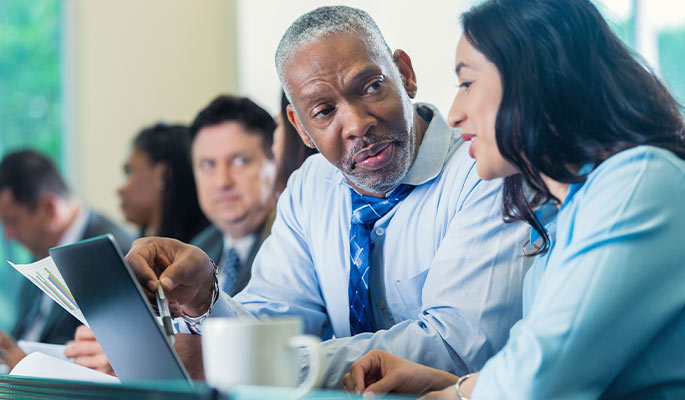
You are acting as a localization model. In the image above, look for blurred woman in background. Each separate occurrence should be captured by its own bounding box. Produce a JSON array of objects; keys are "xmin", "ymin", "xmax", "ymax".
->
[
  {"xmin": 118, "ymin": 123, "xmax": 208, "ymax": 242},
  {"xmin": 272, "ymin": 91, "xmax": 318, "ymax": 193}
]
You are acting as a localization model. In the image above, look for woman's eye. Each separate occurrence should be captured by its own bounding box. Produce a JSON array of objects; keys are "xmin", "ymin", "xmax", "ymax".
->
[
  {"xmin": 459, "ymin": 81, "xmax": 472, "ymax": 91},
  {"xmin": 233, "ymin": 157, "xmax": 247, "ymax": 166}
]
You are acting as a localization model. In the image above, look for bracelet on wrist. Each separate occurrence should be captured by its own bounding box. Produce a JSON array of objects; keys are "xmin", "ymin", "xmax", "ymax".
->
[
  {"xmin": 180, "ymin": 258, "xmax": 219, "ymax": 333},
  {"xmin": 455, "ymin": 373, "xmax": 473, "ymax": 400}
]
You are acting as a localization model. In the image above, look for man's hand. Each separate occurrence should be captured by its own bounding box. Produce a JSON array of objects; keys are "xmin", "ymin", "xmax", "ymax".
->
[
  {"xmin": 64, "ymin": 325, "xmax": 115, "ymax": 376},
  {"xmin": 342, "ymin": 349, "xmax": 459, "ymax": 396},
  {"xmin": 126, "ymin": 237, "xmax": 215, "ymax": 317},
  {"xmin": 173, "ymin": 334, "xmax": 204, "ymax": 380},
  {"xmin": 0, "ymin": 330, "xmax": 27, "ymax": 369}
]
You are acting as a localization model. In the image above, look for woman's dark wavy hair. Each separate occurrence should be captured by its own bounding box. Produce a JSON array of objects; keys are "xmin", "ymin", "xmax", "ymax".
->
[
  {"xmin": 133, "ymin": 123, "xmax": 209, "ymax": 242},
  {"xmin": 274, "ymin": 91, "xmax": 318, "ymax": 192},
  {"xmin": 461, "ymin": 0, "xmax": 685, "ymax": 255}
]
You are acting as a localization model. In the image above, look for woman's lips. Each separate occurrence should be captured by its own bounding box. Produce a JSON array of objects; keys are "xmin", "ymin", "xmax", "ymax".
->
[
  {"xmin": 461, "ymin": 133, "xmax": 476, "ymax": 159},
  {"xmin": 461, "ymin": 133, "xmax": 475, "ymax": 142},
  {"xmin": 352, "ymin": 141, "xmax": 394, "ymax": 171}
]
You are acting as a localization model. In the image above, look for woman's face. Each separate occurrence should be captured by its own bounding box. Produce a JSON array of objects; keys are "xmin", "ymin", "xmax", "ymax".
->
[
  {"xmin": 117, "ymin": 149, "xmax": 165, "ymax": 227},
  {"xmin": 448, "ymin": 36, "xmax": 517, "ymax": 180}
]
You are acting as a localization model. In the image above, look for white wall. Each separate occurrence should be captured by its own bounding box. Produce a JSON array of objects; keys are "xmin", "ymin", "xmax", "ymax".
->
[
  {"xmin": 236, "ymin": 1, "xmax": 470, "ymax": 117},
  {"xmin": 64, "ymin": 0, "xmax": 239, "ymax": 224}
]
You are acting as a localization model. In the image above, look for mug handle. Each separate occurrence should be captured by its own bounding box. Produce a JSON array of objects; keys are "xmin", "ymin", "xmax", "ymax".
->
[{"xmin": 288, "ymin": 334, "xmax": 321, "ymax": 398}]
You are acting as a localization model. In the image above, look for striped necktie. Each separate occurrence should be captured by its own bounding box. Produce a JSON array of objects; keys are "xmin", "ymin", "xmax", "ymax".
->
[
  {"xmin": 221, "ymin": 247, "xmax": 241, "ymax": 295},
  {"xmin": 348, "ymin": 184, "xmax": 414, "ymax": 335}
]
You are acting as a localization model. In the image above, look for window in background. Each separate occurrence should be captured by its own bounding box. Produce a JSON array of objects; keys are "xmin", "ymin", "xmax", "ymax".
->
[
  {"xmin": 0, "ymin": 0, "xmax": 62, "ymax": 330},
  {"xmin": 595, "ymin": 0, "xmax": 685, "ymax": 107}
]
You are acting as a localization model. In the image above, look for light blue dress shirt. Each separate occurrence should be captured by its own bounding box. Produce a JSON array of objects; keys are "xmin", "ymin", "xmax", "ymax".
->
[
  {"xmin": 208, "ymin": 103, "xmax": 532, "ymax": 388},
  {"xmin": 473, "ymin": 146, "xmax": 685, "ymax": 399}
]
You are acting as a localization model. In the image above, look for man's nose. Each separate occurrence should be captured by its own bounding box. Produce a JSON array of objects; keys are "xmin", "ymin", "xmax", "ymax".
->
[
  {"xmin": 339, "ymin": 101, "xmax": 377, "ymax": 141},
  {"xmin": 217, "ymin": 163, "xmax": 234, "ymax": 188}
]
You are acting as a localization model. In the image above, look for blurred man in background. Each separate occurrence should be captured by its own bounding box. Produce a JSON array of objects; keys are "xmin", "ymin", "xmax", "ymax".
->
[
  {"xmin": 0, "ymin": 150, "xmax": 133, "ymax": 369},
  {"xmin": 189, "ymin": 95, "xmax": 278, "ymax": 296}
]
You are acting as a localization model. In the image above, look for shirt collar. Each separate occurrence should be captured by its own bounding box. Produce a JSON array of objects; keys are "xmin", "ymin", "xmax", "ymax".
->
[
  {"xmin": 529, "ymin": 163, "xmax": 594, "ymax": 245},
  {"xmin": 401, "ymin": 103, "xmax": 453, "ymax": 186},
  {"xmin": 560, "ymin": 163, "xmax": 594, "ymax": 209},
  {"xmin": 223, "ymin": 233, "xmax": 257, "ymax": 262},
  {"xmin": 529, "ymin": 201, "xmax": 558, "ymax": 245},
  {"xmin": 57, "ymin": 204, "xmax": 90, "ymax": 247}
]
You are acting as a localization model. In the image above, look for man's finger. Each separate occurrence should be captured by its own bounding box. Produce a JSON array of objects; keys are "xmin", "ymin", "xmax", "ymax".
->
[
  {"xmin": 159, "ymin": 252, "xmax": 211, "ymax": 292},
  {"xmin": 126, "ymin": 249, "xmax": 159, "ymax": 292}
]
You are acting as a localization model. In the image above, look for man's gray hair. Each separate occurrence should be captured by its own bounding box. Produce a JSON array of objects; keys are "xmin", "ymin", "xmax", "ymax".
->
[{"xmin": 275, "ymin": 6, "xmax": 393, "ymax": 100}]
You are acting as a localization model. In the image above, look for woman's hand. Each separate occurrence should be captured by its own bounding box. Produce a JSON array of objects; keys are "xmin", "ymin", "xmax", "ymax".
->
[
  {"xmin": 343, "ymin": 349, "xmax": 459, "ymax": 396},
  {"xmin": 64, "ymin": 325, "xmax": 115, "ymax": 376},
  {"xmin": 0, "ymin": 330, "xmax": 27, "ymax": 369}
]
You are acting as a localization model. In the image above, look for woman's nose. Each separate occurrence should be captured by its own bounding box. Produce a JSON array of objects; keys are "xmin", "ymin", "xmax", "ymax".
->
[{"xmin": 448, "ymin": 95, "xmax": 466, "ymax": 128}]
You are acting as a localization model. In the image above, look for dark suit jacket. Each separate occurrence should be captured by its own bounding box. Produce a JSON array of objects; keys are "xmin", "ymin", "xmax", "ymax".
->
[
  {"xmin": 190, "ymin": 210, "xmax": 275, "ymax": 296},
  {"xmin": 11, "ymin": 210, "xmax": 135, "ymax": 344}
]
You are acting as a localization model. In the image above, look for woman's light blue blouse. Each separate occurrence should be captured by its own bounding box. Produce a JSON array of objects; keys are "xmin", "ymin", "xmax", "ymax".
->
[{"xmin": 473, "ymin": 146, "xmax": 685, "ymax": 399}]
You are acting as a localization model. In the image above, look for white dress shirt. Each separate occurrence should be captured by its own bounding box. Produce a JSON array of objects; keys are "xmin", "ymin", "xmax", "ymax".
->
[{"xmin": 206, "ymin": 103, "xmax": 532, "ymax": 388}]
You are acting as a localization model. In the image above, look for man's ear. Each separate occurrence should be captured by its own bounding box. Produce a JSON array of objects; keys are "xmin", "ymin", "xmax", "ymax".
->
[
  {"xmin": 286, "ymin": 104, "xmax": 316, "ymax": 149},
  {"xmin": 39, "ymin": 193, "xmax": 60, "ymax": 222},
  {"xmin": 393, "ymin": 49, "xmax": 418, "ymax": 98}
]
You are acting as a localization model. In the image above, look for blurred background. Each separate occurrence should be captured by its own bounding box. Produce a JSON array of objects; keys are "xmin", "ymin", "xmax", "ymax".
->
[{"xmin": 1, "ymin": 0, "xmax": 684, "ymax": 329}]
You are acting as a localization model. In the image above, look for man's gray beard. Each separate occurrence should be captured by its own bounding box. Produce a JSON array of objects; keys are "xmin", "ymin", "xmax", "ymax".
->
[{"xmin": 344, "ymin": 127, "xmax": 416, "ymax": 195}]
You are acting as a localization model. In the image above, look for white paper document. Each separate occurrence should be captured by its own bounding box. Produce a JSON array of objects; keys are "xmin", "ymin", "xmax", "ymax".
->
[
  {"xmin": 8, "ymin": 257, "xmax": 88, "ymax": 327},
  {"xmin": 10, "ymin": 352, "xmax": 120, "ymax": 384},
  {"xmin": 17, "ymin": 341, "xmax": 68, "ymax": 361}
]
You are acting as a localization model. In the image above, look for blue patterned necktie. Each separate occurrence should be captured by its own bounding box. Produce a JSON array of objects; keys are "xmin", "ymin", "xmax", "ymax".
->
[
  {"xmin": 221, "ymin": 247, "xmax": 241, "ymax": 295},
  {"xmin": 348, "ymin": 184, "xmax": 414, "ymax": 335}
]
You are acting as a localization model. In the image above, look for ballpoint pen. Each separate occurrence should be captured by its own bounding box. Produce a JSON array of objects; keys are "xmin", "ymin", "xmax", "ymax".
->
[{"xmin": 155, "ymin": 281, "xmax": 176, "ymax": 346}]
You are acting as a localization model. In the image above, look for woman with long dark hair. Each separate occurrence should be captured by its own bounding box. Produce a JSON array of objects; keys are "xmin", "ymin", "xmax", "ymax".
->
[
  {"xmin": 343, "ymin": 0, "xmax": 685, "ymax": 398},
  {"xmin": 273, "ymin": 91, "xmax": 318, "ymax": 193},
  {"xmin": 118, "ymin": 123, "xmax": 209, "ymax": 242}
]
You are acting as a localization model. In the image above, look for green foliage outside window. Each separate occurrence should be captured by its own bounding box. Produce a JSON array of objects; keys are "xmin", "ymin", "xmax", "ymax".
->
[
  {"xmin": 595, "ymin": 0, "xmax": 685, "ymax": 114},
  {"xmin": 0, "ymin": 0, "xmax": 61, "ymax": 331},
  {"xmin": 659, "ymin": 28, "xmax": 685, "ymax": 106}
]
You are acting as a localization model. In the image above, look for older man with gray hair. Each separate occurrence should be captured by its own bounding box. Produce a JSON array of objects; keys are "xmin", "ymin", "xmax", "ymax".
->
[{"xmin": 126, "ymin": 6, "xmax": 531, "ymax": 388}]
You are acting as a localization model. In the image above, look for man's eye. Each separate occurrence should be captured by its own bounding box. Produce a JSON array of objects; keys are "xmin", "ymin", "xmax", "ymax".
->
[
  {"xmin": 368, "ymin": 81, "xmax": 381, "ymax": 93},
  {"xmin": 459, "ymin": 81, "xmax": 472, "ymax": 92},
  {"xmin": 314, "ymin": 107, "xmax": 334, "ymax": 119},
  {"xmin": 233, "ymin": 157, "xmax": 247, "ymax": 166},
  {"xmin": 364, "ymin": 79, "xmax": 383, "ymax": 95},
  {"xmin": 200, "ymin": 160, "xmax": 214, "ymax": 170}
]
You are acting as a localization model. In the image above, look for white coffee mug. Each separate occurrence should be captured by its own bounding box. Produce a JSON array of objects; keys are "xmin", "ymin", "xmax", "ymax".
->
[{"xmin": 201, "ymin": 317, "xmax": 321, "ymax": 396}]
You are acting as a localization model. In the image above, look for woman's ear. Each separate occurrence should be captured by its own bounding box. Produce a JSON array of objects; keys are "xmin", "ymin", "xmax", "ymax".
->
[{"xmin": 393, "ymin": 49, "xmax": 418, "ymax": 98}]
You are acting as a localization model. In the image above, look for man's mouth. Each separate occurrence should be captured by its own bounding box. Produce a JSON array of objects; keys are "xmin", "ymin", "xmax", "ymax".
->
[
  {"xmin": 351, "ymin": 141, "xmax": 395, "ymax": 171},
  {"xmin": 214, "ymin": 193, "xmax": 240, "ymax": 203}
]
